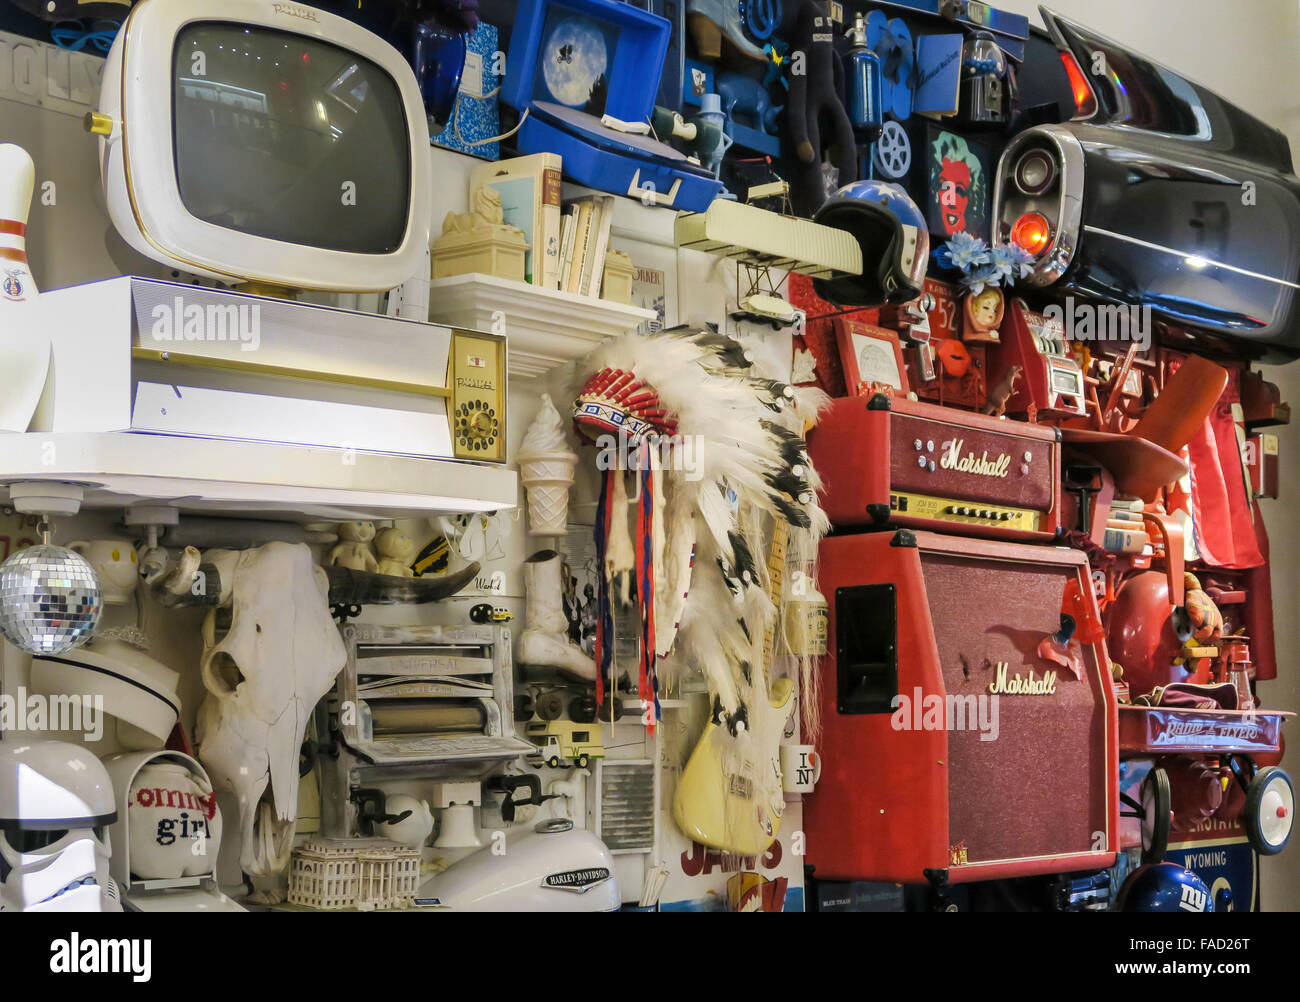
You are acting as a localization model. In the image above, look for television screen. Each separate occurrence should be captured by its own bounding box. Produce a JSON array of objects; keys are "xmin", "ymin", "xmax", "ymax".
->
[{"xmin": 172, "ymin": 23, "xmax": 411, "ymax": 255}]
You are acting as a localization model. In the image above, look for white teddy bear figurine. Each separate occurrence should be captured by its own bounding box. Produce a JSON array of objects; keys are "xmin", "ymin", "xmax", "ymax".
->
[
  {"xmin": 374, "ymin": 527, "xmax": 416, "ymax": 578},
  {"xmin": 329, "ymin": 521, "xmax": 378, "ymax": 572}
]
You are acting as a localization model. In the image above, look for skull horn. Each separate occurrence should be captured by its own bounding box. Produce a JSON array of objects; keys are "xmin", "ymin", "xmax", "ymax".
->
[{"xmin": 148, "ymin": 546, "xmax": 480, "ymax": 608}]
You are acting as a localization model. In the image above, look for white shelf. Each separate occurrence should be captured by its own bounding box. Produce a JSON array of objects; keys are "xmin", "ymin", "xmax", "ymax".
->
[
  {"xmin": 675, "ymin": 201, "xmax": 863, "ymax": 279},
  {"xmin": 0, "ymin": 432, "xmax": 517, "ymax": 523},
  {"xmin": 427, "ymin": 274, "xmax": 655, "ymax": 381}
]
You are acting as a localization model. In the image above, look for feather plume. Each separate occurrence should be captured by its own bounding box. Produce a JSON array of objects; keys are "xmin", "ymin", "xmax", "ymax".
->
[{"xmin": 570, "ymin": 330, "xmax": 830, "ymax": 746}]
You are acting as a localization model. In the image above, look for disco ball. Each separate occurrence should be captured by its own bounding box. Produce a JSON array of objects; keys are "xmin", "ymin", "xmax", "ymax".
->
[{"xmin": 0, "ymin": 544, "xmax": 102, "ymax": 655}]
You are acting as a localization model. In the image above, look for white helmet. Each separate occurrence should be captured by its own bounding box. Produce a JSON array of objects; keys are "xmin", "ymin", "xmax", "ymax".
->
[{"xmin": 0, "ymin": 740, "xmax": 122, "ymax": 912}]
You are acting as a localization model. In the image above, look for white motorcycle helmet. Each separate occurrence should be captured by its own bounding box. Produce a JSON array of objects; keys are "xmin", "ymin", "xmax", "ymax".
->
[{"xmin": 0, "ymin": 740, "xmax": 122, "ymax": 912}]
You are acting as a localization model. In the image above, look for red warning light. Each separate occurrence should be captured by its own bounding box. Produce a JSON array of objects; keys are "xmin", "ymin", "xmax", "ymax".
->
[{"xmin": 1011, "ymin": 213, "xmax": 1052, "ymax": 256}]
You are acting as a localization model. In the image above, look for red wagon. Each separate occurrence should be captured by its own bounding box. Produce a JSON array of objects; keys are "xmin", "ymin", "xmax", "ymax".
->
[{"xmin": 1119, "ymin": 704, "xmax": 1294, "ymax": 862}]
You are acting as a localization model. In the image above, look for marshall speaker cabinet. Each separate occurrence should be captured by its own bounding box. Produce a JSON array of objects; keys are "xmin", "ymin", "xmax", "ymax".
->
[
  {"xmin": 804, "ymin": 529, "xmax": 1119, "ymax": 884},
  {"xmin": 808, "ymin": 394, "xmax": 1063, "ymax": 542}
]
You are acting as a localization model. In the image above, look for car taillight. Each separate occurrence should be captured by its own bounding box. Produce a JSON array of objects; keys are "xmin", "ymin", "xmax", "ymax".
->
[
  {"xmin": 1011, "ymin": 212, "xmax": 1052, "ymax": 256},
  {"xmin": 1014, "ymin": 148, "xmax": 1057, "ymax": 196},
  {"xmin": 1059, "ymin": 51, "xmax": 1098, "ymax": 120}
]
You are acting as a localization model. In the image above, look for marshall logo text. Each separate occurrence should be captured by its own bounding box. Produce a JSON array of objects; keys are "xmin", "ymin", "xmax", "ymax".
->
[
  {"xmin": 940, "ymin": 439, "xmax": 1012, "ymax": 479},
  {"xmin": 987, "ymin": 662, "xmax": 1057, "ymax": 695}
]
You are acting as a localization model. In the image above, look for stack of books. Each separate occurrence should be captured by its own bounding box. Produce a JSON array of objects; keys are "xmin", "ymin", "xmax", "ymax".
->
[
  {"xmin": 557, "ymin": 193, "xmax": 616, "ymax": 298},
  {"xmin": 471, "ymin": 153, "xmax": 563, "ymax": 289},
  {"xmin": 469, "ymin": 153, "xmax": 617, "ymax": 299},
  {"xmin": 1102, "ymin": 497, "xmax": 1150, "ymax": 554}
]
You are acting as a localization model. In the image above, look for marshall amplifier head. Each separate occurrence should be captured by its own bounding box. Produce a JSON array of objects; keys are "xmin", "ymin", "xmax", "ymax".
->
[
  {"xmin": 808, "ymin": 394, "xmax": 1062, "ymax": 542},
  {"xmin": 804, "ymin": 529, "xmax": 1119, "ymax": 884}
]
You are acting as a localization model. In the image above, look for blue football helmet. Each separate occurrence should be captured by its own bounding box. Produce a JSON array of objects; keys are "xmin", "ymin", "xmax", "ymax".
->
[
  {"xmin": 812, "ymin": 180, "xmax": 929, "ymax": 307},
  {"xmin": 1116, "ymin": 863, "xmax": 1214, "ymax": 913}
]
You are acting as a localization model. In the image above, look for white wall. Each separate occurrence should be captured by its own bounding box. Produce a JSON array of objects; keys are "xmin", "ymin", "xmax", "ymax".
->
[{"xmin": 996, "ymin": 0, "xmax": 1300, "ymax": 912}]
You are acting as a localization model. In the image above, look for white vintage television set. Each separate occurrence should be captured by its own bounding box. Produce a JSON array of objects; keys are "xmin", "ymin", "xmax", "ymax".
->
[
  {"xmin": 45, "ymin": 0, "xmax": 510, "ymax": 465},
  {"xmin": 91, "ymin": 0, "xmax": 432, "ymax": 292}
]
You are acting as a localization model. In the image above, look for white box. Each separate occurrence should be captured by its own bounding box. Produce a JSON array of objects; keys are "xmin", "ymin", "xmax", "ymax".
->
[{"xmin": 30, "ymin": 277, "xmax": 461, "ymax": 459}]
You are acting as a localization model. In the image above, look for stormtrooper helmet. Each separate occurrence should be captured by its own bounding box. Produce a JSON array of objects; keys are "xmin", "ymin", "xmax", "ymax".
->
[{"xmin": 0, "ymin": 740, "xmax": 122, "ymax": 912}]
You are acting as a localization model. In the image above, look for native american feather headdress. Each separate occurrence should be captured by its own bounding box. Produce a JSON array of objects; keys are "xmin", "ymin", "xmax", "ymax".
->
[{"xmin": 571, "ymin": 326, "xmax": 830, "ymax": 743}]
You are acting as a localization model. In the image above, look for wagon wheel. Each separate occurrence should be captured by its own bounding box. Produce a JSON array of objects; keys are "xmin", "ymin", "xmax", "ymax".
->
[
  {"xmin": 1244, "ymin": 766, "xmax": 1294, "ymax": 856},
  {"xmin": 1140, "ymin": 766, "xmax": 1172, "ymax": 864},
  {"xmin": 569, "ymin": 693, "xmax": 598, "ymax": 724},
  {"xmin": 535, "ymin": 690, "xmax": 565, "ymax": 721}
]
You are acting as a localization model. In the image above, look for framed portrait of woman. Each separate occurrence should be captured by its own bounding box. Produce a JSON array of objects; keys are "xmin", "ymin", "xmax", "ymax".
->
[{"xmin": 922, "ymin": 124, "xmax": 996, "ymax": 242}]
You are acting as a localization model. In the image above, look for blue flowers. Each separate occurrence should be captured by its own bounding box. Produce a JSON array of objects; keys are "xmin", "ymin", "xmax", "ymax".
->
[
  {"xmin": 934, "ymin": 231, "xmax": 985, "ymax": 272},
  {"xmin": 991, "ymin": 243, "xmax": 1034, "ymax": 283},
  {"xmin": 933, "ymin": 234, "xmax": 1033, "ymax": 294}
]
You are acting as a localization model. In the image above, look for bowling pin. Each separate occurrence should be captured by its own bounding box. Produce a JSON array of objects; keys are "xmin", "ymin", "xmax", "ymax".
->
[{"xmin": 0, "ymin": 143, "xmax": 52, "ymax": 432}]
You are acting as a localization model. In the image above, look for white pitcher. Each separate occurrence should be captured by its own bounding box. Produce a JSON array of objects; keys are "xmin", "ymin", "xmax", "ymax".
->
[{"xmin": 0, "ymin": 143, "xmax": 52, "ymax": 433}]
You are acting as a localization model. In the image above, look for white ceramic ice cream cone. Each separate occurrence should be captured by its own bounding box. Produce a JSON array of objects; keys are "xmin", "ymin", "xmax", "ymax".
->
[
  {"xmin": 519, "ymin": 453, "xmax": 579, "ymax": 536},
  {"xmin": 518, "ymin": 393, "xmax": 579, "ymax": 537}
]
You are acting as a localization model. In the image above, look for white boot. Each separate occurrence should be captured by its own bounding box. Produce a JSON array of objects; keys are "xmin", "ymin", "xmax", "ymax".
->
[{"xmin": 519, "ymin": 550, "xmax": 597, "ymax": 682}]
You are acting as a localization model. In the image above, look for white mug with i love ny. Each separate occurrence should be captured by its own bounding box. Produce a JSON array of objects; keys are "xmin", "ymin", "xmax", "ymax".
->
[{"xmin": 780, "ymin": 744, "xmax": 821, "ymax": 794}]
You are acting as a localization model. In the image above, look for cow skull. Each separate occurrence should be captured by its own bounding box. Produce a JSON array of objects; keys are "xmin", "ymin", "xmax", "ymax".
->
[{"xmin": 194, "ymin": 543, "xmax": 345, "ymax": 878}]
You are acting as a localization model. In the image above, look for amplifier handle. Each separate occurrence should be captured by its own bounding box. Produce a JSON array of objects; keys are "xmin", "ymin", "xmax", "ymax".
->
[{"xmin": 1141, "ymin": 512, "xmax": 1184, "ymax": 606}]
